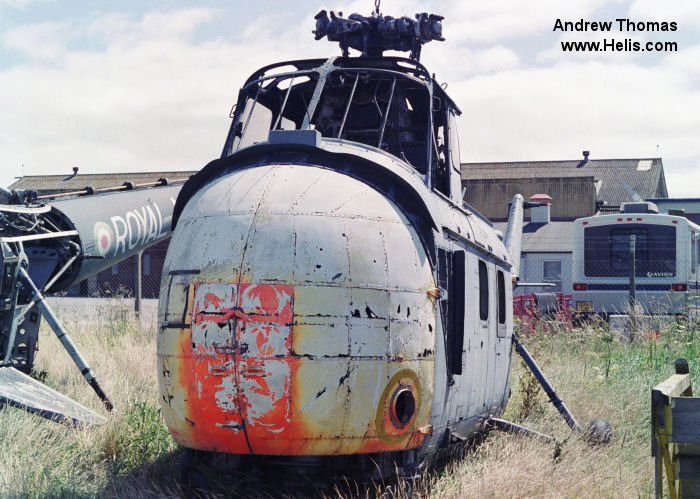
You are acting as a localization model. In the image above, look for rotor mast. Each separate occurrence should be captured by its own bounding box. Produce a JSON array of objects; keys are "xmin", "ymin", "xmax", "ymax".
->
[{"xmin": 313, "ymin": 2, "xmax": 444, "ymax": 61}]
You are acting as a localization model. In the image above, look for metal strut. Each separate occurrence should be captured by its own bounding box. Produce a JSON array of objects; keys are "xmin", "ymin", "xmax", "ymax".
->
[
  {"xmin": 18, "ymin": 267, "xmax": 114, "ymax": 412},
  {"xmin": 512, "ymin": 334, "xmax": 582, "ymax": 433}
]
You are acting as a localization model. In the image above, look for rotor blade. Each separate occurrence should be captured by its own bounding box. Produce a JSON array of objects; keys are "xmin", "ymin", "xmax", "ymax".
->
[{"xmin": 0, "ymin": 366, "xmax": 107, "ymax": 427}]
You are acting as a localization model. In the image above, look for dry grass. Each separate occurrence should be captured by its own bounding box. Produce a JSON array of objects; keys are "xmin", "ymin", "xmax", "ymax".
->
[
  {"xmin": 0, "ymin": 303, "xmax": 697, "ymax": 497},
  {"xmin": 412, "ymin": 320, "xmax": 698, "ymax": 498},
  {"xmin": 0, "ymin": 306, "xmax": 182, "ymax": 498}
]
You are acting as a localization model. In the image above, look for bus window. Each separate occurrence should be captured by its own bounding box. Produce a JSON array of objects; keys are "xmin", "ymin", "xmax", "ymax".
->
[{"xmin": 584, "ymin": 224, "xmax": 676, "ymax": 277}]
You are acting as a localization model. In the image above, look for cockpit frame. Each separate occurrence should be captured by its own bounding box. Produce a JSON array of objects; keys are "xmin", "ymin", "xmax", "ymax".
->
[{"xmin": 221, "ymin": 56, "xmax": 463, "ymax": 203}]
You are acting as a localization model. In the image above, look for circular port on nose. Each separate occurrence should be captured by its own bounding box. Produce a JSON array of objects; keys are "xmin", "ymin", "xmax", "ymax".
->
[{"xmin": 390, "ymin": 385, "xmax": 416, "ymax": 428}]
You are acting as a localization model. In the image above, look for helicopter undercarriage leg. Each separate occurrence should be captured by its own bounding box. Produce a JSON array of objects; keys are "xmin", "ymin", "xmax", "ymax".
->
[{"xmin": 510, "ymin": 334, "xmax": 612, "ymax": 445}]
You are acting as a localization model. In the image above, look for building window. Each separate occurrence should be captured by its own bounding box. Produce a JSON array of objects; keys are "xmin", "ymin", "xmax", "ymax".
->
[{"xmin": 543, "ymin": 260, "xmax": 562, "ymax": 292}]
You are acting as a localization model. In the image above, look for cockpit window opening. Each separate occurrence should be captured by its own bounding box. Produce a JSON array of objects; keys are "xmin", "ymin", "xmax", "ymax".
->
[
  {"xmin": 240, "ymin": 84, "xmax": 262, "ymax": 144},
  {"xmin": 448, "ymin": 109, "xmax": 461, "ymax": 173},
  {"xmin": 377, "ymin": 77, "xmax": 397, "ymax": 147},
  {"xmin": 431, "ymin": 99, "xmax": 451, "ymax": 198},
  {"xmin": 223, "ymin": 72, "xmax": 319, "ymax": 155},
  {"xmin": 311, "ymin": 69, "xmax": 431, "ymax": 173},
  {"xmin": 272, "ymin": 76, "xmax": 295, "ymax": 130},
  {"xmin": 337, "ymin": 73, "xmax": 360, "ymax": 138},
  {"xmin": 223, "ymin": 64, "xmax": 433, "ymax": 176}
]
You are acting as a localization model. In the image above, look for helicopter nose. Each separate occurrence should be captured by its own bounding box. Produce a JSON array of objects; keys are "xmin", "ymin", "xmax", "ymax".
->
[{"xmin": 159, "ymin": 163, "xmax": 436, "ymax": 455}]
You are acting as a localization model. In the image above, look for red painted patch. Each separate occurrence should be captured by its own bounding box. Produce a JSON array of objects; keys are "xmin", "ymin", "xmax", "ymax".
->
[{"xmin": 184, "ymin": 283, "xmax": 294, "ymax": 454}]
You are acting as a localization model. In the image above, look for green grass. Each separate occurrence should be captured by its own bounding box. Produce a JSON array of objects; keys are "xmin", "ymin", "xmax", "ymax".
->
[
  {"xmin": 0, "ymin": 310, "xmax": 697, "ymax": 497},
  {"xmin": 416, "ymin": 319, "xmax": 699, "ymax": 498}
]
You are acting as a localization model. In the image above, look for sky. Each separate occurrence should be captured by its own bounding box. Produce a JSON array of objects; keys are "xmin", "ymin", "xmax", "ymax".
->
[{"xmin": 1, "ymin": 0, "xmax": 699, "ymax": 198}]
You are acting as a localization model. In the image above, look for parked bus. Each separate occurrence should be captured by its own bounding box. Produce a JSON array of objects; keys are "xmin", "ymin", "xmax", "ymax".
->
[{"xmin": 572, "ymin": 202, "xmax": 700, "ymax": 320}]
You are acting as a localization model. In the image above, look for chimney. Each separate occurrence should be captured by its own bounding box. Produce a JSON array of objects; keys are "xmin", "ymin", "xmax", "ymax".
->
[
  {"xmin": 529, "ymin": 193, "xmax": 551, "ymax": 224},
  {"xmin": 582, "ymin": 150, "xmax": 590, "ymax": 161}
]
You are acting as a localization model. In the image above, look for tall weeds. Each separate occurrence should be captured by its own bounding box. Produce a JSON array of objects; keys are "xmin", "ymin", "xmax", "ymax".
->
[{"xmin": 0, "ymin": 306, "xmax": 697, "ymax": 497}]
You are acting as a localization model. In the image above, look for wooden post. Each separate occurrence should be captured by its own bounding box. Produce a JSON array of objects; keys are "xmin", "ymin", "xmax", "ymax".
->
[{"xmin": 652, "ymin": 362, "xmax": 699, "ymax": 498}]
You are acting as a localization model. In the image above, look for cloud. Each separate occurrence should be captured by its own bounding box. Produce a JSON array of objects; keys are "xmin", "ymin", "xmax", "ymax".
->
[
  {"xmin": 437, "ymin": 0, "xmax": 624, "ymax": 45},
  {"xmin": 449, "ymin": 58, "xmax": 700, "ymax": 173},
  {"xmin": 0, "ymin": 1, "xmax": 698, "ymax": 198},
  {"xmin": 0, "ymin": 7, "xmax": 322, "ymax": 188},
  {"xmin": 1, "ymin": 21, "xmax": 69, "ymax": 61},
  {"xmin": 629, "ymin": 0, "xmax": 700, "ymax": 30},
  {"xmin": 0, "ymin": 0, "xmax": 50, "ymax": 8}
]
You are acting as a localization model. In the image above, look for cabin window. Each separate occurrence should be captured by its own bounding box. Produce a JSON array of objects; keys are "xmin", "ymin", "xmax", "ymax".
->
[
  {"xmin": 543, "ymin": 260, "xmax": 562, "ymax": 292},
  {"xmin": 438, "ymin": 248, "xmax": 465, "ymax": 376},
  {"xmin": 478, "ymin": 260, "xmax": 488, "ymax": 321},
  {"xmin": 497, "ymin": 270, "xmax": 506, "ymax": 325}
]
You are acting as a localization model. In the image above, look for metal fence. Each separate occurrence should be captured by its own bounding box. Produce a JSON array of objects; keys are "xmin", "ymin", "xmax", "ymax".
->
[
  {"xmin": 49, "ymin": 246, "xmax": 166, "ymax": 300},
  {"xmin": 47, "ymin": 249, "xmax": 699, "ymax": 323},
  {"xmin": 517, "ymin": 256, "xmax": 699, "ymax": 320}
]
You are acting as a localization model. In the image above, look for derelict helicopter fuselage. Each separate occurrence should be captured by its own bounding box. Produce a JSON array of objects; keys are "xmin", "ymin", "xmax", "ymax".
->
[{"xmin": 157, "ymin": 11, "xmax": 517, "ymax": 474}]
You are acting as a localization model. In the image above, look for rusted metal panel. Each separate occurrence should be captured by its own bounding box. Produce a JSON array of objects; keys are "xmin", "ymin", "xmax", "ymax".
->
[{"xmin": 158, "ymin": 165, "xmax": 436, "ymax": 456}]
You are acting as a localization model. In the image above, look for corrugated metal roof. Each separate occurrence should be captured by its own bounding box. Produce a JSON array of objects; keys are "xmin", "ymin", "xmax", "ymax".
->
[
  {"xmin": 494, "ymin": 221, "xmax": 574, "ymax": 253},
  {"xmin": 8, "ymin": 171, "xmax": 197, "ymax": 192},
  {"xmin": 462, "ymin": 158, "xmax": 667, "ymax": 208}
]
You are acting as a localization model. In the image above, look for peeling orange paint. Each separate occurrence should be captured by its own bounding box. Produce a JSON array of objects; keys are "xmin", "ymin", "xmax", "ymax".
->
[{"xmin": 163, "ymin": 281, "xmax": 433, "ymax": 456}]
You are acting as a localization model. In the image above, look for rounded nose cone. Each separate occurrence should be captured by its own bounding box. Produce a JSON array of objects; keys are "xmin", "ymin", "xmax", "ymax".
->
[{"xmin": 158, "ymin": 164, "xmax": 436, "ymax": 455}]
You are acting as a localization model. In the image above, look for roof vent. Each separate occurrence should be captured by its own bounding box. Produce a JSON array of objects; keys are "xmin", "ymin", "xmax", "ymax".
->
[
  {"xmin": 620, "ymin": 201, "xmax": 658, "ymax": 214},
  {"xmin": 529, "ymin": 193, "xmax": 552, "ymax": 205},
  {"xmin": 529, "ymin": 194, "xmax": 551, "ymax": 224},
  {"xmin": 577, "ymin": 150, "xmax": 590, "ymax": 168}
]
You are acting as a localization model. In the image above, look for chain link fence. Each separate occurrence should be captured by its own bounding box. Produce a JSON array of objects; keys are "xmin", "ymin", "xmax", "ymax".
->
[
  {"xmin": 42, "ymin": 238, "xmax": 698, "ymax": 329},
  {"xmin": 515, "ymin": 256, "xmax": 699, "ymax": 328},
  {"xmin": 49, "ymin": 241, "xmax": 167, "ymax": 300}
]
